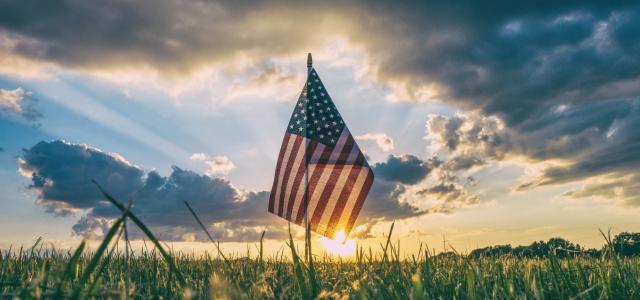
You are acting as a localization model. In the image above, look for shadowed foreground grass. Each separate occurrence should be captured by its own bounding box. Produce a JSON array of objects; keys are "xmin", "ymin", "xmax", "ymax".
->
[{"xmin": 2, "ymin": 239, "xmax": 640, "ymax": 299}]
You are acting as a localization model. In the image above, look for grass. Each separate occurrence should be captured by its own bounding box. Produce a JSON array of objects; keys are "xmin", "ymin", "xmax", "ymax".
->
[
  {"xmin": 2, "ymin": 241, "xmax": 640, "ymax": 299},
  {"xmin": 1, "ymin": 185, "xmax": 639, "ymax": 299}
]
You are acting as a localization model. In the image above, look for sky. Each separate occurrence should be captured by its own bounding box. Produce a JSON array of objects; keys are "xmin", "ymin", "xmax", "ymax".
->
[{"xmin": 1, "ymin": 0, "xmax": 639, "ymax": 257}]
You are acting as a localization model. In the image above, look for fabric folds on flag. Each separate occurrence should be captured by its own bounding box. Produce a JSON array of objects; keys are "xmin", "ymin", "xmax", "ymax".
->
[{"xmin": 268, "ymin": 68, "xmax": 374, "ymax": 239}]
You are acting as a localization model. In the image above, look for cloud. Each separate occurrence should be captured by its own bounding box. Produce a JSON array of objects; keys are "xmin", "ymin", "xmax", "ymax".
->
[
  {"xmin": 18, "ymin": 140, "xmax": 145, "ymax": 215},
  {"xmin": 0, "ymin": 0, "xmax": 341, "ymax": 75},
  {"xmin": 359, "ymin": 2, "xmax": 640, "ymax": 203},
  {"xmin": 426, "ymin": 113, "xmax": 506, "ymax": 163},
  {"xmin": 0, "ymin": 87, "xmax": 28, "ymax": 112},
  {"xmin": 4, "ymin": 1, "xmax": 637, "ymax": 209},
  {"xmin": 18, "ymin": 140, "xmax": 284, "ymax": 241},
  {"xmin": 355, "ymin": 133, "xmax": 395, "ymax": 152},
  {"xmin": 3, "ymin": 2, "xmax": 639, "ymax": 186},
  {"xmin": 1, "ymin": 1, "xmax": 638, "ymax": 121},
  {"xmin": 426, "ymin": 98, "xmax": 640, "ymax": 205},
  {"xmin": 18, "ymin": 140, "xmax": 485, "ymax": 241},
  {"xmin": 204, "ymin": 156, "xmax": 235, "ymax": 177},
  {"xmin": 373, "ymin": 154, "xmax": 440, "ymax": 185},
  {"xmin": 356, "ymin": 3, "xmax": 640, "ymax": 124},
  {"xmin": 190, "ymin": 153, "xmax": 236, "ymax": 177},
  {"xmin": 360, "ymin": 154, "xmax": 480, "ymax": 222},
  {"xmin": 222, "ymin": 61, "xmax": 302, "ymax": 103},
  {"xmin": 563, "ymin": 173, "xmax": 640, "ymax": 206},
  {"xmin": 0, "ymin": 87, "xmax": 42, "ymax": 123},
  {"xmin": 1, "ymin": 2, "xmax": 637, "ymax": 115},
  {"xmin": 189, "ymin": 152, "xmax": 207, "ymax": 161},
  {"xmin": 417, "ymin": 176, "xmax": 480, "ymax": 214}
]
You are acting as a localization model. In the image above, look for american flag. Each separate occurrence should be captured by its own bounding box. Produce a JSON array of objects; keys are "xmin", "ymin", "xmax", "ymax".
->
[{"xmin": 268, "ymin": 66, "xmax": 374, "ymax": 239}]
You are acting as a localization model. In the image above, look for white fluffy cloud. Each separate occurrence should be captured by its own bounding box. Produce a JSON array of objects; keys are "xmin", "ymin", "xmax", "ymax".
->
[
  {"xmin": 190, "ymin": 153, "xmax": 235, "ymax": 177},
  {"xmin": 0, "ymin": 87, "xmax": 31, "ymax": 113},
  {"xmin": 189, "ymin": 152, "xmax": 208, "ymax": 161},
  {"xmin": 0, "ymin": 87, "xmax": 42, "ymax": 123},
  {"xmin": 355, "ymin": 133, "xmax": 395, "ymax": 152}
]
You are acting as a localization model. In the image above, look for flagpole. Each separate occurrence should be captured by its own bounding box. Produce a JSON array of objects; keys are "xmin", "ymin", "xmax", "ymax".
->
[{"xmin": 304, "ymin": 53, "xmax": 312, "ymax": 262}]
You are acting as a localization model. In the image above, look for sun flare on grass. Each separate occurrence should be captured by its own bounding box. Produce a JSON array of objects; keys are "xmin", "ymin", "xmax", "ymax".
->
[{"xmin": 319, "ymin": 230, "xmax": 357, "ymax": 257}]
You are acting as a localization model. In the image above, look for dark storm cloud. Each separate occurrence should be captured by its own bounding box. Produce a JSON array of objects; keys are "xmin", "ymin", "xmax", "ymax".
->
[
  {"xmin": 3, "ymin": 1, "xmax": 638, "ymax": 111},
  {"xmin": 418, "ymin": 179, "xmax": 479, "ymax": 214},
  {"xmin": 3, "ymin": 1, "xmax": 640, "ymax": 185},
  {"xmin": 373, "ymin": 154, "xmax": 440, "ymax": 185},
  {"xmin": 6, "ymin": 0, "xmax": 640, "ymax": 218},
  {"xmin": 18, "ymin": 140, "xmax": 286, "ymax": 241},
  {"xmin": 0, "ymin": 0, "xmax": 331, "ymax": 73},
  {"xmin": 359, "ymin": 154, "xmax": 479, "ymax": 221},
  {"xmin": 426, "ymin": 98, "xmax": 640, "ymax": 200},
  {"xmin": 358, "ymin": 2, "xmax": 640, "ymax": 124},
  {"xmin": 360, "ymin": 180, "xmax": 418, "ymax": 221},
  {"xmin": 1, "ymin": 0, "xmax": 639, "ymax": 120},
  {"xmin": 18, "ymin": 141, "xmax": 482, "ymax": 240},
  {"xmin": 358, "ymin": 2, "xmax": 640, "ymax": 202},
  {"xmin": 18, "ymin": 140, "xmax": 144, "ymax": 215}
]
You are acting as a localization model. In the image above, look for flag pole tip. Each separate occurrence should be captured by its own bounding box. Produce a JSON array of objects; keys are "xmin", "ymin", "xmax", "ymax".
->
[{"xmin": 307, "ymin": 53, "xmax": 312, "ymax": 68}]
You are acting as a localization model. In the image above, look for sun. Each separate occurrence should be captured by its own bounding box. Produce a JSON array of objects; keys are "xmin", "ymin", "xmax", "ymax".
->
[{"xmin": 319, "ymin": 230, "xmax": 357, "ymax": 257}]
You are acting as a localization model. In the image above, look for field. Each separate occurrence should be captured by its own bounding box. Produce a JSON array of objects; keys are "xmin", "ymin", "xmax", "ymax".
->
[
  {"xmin": 3, "ymin": 217, "xmax": 640, "ymax": 300},
  {"xmin": 2, "ymin": 239, "xmax": 640, "ymax": 299},
  {"xmin": 2, "ymin": 187, "xmax": 639, "ymax": 299}
]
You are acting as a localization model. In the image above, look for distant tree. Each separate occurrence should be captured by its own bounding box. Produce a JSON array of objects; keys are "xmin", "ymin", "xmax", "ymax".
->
[
  {"xmin": 468, "ymin": 237, "xmax": 597, "ymax": 259},
  {"xmin": 434, "ymin": 251, "xmax": 460, "ymax": 259},
  {"xmin": 582, "ymin": 248, "xmax": 601, "ymax": 258},
  {"xmin": 465, "ymin": 233, "xmax": 640, "ymax": 259},
  {"xmin": 546, "ymin": 237, "xmax": 584, "ymax": 258},
  {"xmin": 611, "ymin": 232, "xmax": 640, "ymax": 257},
  {"xmin": 513, "ymin": 245, "xmax": 532, "ymax": 258},
  {"xmin": 469, "ymin": 245, "xmax": 513, "ymax": 258}
]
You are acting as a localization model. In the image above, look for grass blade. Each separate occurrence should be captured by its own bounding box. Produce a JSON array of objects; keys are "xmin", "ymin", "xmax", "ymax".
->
[
  {"xmin": 92, "ymin": 180, "xmax": 187, "ymax": 287},
  {"xmin": 70, "ymin": 211, "xmax": 127, "ymax": 299}
]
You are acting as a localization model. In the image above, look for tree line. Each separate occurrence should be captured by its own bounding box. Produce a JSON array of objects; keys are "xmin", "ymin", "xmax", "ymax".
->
[{"xmin": 466, "ymin": 232, "xmax": 640, "ymax": 259}]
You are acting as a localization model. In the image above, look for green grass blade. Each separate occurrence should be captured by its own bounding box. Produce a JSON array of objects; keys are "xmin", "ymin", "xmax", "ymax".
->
[
  {"xmin": 288, "ymin": 223, "xmax": 311, "ymax": 300},
  {"xmin": 70, "ymin": 212, "xmax": 127, "ymax": 299},
  {"xmin": 92, "ymin": 180, "xmax": 187, "ymax": 287},
  {"xmin": 54, "ymin": 240, "xmax": 86, "ymax": 298}
]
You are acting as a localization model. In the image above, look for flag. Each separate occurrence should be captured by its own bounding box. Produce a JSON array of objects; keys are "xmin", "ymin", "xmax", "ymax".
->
[{"xmin": 268, "ymin": 65, "xmax": 374, "ymax": 239}]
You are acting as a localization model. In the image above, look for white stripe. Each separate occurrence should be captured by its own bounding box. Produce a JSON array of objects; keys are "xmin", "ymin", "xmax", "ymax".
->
[
  {"xmin": 273, "ymin": 136, "xmax": 297, "ymax": 215},
  {"xmin": 317, "ymin": 165, "xmax": 354, "ymax": 236},
  {"xmin": 281, "ymin": 138, "xmax": 306, "ymax": 217},
  {"xmin": 306, "ymin": 164, "xmax": 336, "ymax": 222},
  {"xmin": 290, "ymin": 163, "xmax": 316, "ymax": 223},
  {"xmin": 290, "ymin": 143, "xmax": 325, "ymax": 222},
  {"xmin": 328, "ymin": 130, "xmax": 349, "ymax": 162},
  {"xmin": 336, "ymin": 166, "xmax": 370, "ymax": 232},
  {"xmin": 346, "ymin": 143, "xmax": 360, "ymax": 164}
]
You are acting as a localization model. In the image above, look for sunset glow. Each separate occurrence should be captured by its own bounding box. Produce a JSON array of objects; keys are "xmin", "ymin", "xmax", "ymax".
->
[{"xmin": 320, "ymin": 230, "xmax": 357, "ymax": 257}]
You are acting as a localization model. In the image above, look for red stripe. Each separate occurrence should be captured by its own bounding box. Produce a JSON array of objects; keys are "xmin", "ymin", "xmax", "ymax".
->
[
  {"xmin": 310, "ymin": 165, "xmax": 344, "ymax": 230},
  {"xmin": 285, "ymin": 140, "xmax": 317, "ymax": 220},
  {"xmin": 294, "ymin": 142, "xmax": 334, "ymax": 224},
  {"xmin": 269, "ymin": 133, "xmax": 291, "ymax": 213},
  {"xmin": 345, "ymin": 168, "xmax": 374, "ymax": 234},
  {"xmin": 310, "ymin": 137, "xmax": 355, "ymax": 227},
  {"xmin": 354, "ymin": 150, "xmax": 365, "ymax": 166},
  {"xmin": 277, "ymin": 135, "xmax": 303, "ymax": 216},
  {"xmin": 336, "ymin": 134, "xmax": 357, "ymax": 164},
  {"xmin": 324, "ymin": 165, "xmax": 362, "ymax": 237}
]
